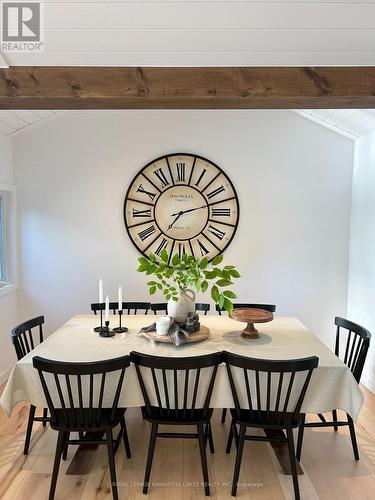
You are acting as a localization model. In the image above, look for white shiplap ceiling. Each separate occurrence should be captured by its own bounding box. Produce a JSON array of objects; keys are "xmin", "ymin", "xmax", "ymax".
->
[
  {"xmin": 1, "ymin": 1, "xmax": 375, "ymax": 66},
  {"xmin": 0, "ymin": 109, "xmax": 375, "ymax": 140},
  {"xmin": 0, "ymin": 110, "xmax": 60, "ymax": 136},
  {"xmin": 296, "ymin": 109, "xmax": 375, "ymax": 139}
]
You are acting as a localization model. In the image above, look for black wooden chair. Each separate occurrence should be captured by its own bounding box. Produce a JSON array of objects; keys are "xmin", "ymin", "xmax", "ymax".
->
[
  {"xmin": 91, "ymin": 301, "xmax": 151, "ymax": 315},
  {"xmin": 219, "ymin": 303, "xmax": 277, "ymax": 424},
  {"xmin": 296, "ymin": 316, "xmax": 371, "ymax": 462},
  {"xmin": 130, "ymin": 350, "xmax": 222, "ymax": 496},
  {"xmin": 195, "ymin": 303, "xmax": 210, "ymax": 315},
  {"xmin": 92, "ymin": 301, "xmax": 151, "ymax": 423},
  {"xmin": 151, "ymin": 303, "xmax": 210, "ymax": 315},
  {"xmin": 150, "ymin": 303, "xmax": 168, "ymax": 315},
  {"xmin": 223, "ymin": 351, "xmax": 318, "ymax": 499},
  {"xmin": 216, "ymin": 303, "xmax": 276, "ymax": 315},
  {"xmin": 32, "ymin": 354, "xmax": 131, "ymax": 500},
  {"xmin": 10, "ymin": 316, "xmax": 50, "ymax": 455}
]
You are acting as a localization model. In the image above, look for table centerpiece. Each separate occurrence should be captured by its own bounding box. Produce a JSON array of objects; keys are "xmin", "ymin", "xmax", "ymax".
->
[{"xmin": 137, "ymin": 250, "xmax": 241, "ymax": 323}]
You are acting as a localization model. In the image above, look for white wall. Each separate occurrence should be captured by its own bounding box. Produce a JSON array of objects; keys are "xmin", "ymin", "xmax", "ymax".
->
[
  {"xmin": 0, "ymin": 135, "xmax": 18, "ymax": 382},
  {"xmin": 348, "ymin": 132, "xmax": 375, "ymax": 391},
  {"xmin": 12, "ymin": 110, "xmax": 354, "ymax": 347}
]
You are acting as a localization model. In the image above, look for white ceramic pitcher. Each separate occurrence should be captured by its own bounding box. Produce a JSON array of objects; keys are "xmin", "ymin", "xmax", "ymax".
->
[{"xmin": 167, "ymin": 289, "xmax": 196, "ymax": 324}]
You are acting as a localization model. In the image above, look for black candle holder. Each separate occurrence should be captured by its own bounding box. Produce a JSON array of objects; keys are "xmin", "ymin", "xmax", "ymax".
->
[
  {"xmin": 113, "ymin": 310, "xmax": 128, "ymax": 333},
  {"xmin": 94, "ymin": 308, "xmax": 105, "ymax": 332},
  {"xmin": 99, "ymin": 320, "xmax": 115, "ymax": 337}
]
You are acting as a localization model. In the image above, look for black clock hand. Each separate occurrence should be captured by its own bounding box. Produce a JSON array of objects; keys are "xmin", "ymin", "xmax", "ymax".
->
[
  {"xmin": 167, "ymin": 211, "xmax": 183, "ymax": 230},
  {"xmin": 170, "ymin": 204, "xmax": 207, "ymax": 217}
]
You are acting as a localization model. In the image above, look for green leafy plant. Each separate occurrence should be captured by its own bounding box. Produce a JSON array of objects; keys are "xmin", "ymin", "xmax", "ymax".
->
[{"xmin": 137, "ymin": 250, "xmax": 241, "ymax": 313}]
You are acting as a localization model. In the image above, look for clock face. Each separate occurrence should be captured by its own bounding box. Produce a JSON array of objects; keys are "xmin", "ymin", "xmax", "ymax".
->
[{"xmin": 124, "ymin": 153, "xmax": 239, "ymax": 262}]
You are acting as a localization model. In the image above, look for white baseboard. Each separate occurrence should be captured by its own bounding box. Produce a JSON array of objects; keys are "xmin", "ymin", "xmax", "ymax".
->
[
  {"xmin": 361, "ymin": 373, "xmax": 375, "ymax": 395},
  {"xmin": 0, "ymin": 367, "xmax": 11, "ymax": 385}
]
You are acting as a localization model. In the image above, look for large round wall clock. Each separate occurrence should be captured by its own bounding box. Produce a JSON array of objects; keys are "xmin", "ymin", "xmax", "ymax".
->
[{"xmin": 124, "ymin": 153, "xmax": 240, "ymax": 262}]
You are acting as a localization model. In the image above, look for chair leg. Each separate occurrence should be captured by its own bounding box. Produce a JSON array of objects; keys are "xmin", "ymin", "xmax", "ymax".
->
[
  {"xmin": 347, "ymin": 414, "xmax": 359, "ymax": 460},
  {"xmin": 197, "ymin": 423, "xmax": 210, "ymax": 496},
  {"xmin": 113, "ymin": 425, "xmax": 123, "ymax": 456},
  {"xmin": 233, "ymin": 421, "xmax": 239, "ymax": 447},
  {"xmin": 208, "ymin": 422, "xmax": 215, "ymax": 455},
  {"xmin": 332, "ymin": 409, "xmax": 338, "ymax": 432},
  {"xmin": 221, "ymin": 408, "xmax": 227, "ymax": 424},
  {"xmin": 121, "ymin": 416, "xmax": 131, "ymax": 459},
  {"xmin": 48, "ymin": 430, "xmax": 65, "ymax": 500},
  {"xmin": 286, "ymin": 428, "xmax": 300, "ymax": 500},
  {"xmin": 205, "ymin": 422, "xmax": 214, "ymax": 454},
  {"xmin": 296, "ymin": 414, "xmax": 305, "ymax": 462},
  {"xmin": 143, "ymin": 423, "xmax": 158, "ymax": 494},
  {"xmin": 231, "ymin": 425, "xmax": 246, "ymax": 497},
  {"xmin": 62, "ymin": 432, "xmax": 70, "ymax": 460},
  {"xmin": 43, "ymin": 408, "xmax": 48, "ymax": 427},
  {"xmin": 106, "ymin": 429, "xmax": 119, "ymax": 500},
  {"xmin": 226, "ymin": 419, "xmax": 234, "ymax": 454},
  {"xmin": 24, "ymin": 404, "xmax": 36, "ymax": 455}
]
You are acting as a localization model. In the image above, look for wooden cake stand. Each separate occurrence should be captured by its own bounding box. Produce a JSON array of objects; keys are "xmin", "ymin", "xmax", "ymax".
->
[{"xmin": 229, "ymin": 308, "xmax": 274, "ymax": 339}]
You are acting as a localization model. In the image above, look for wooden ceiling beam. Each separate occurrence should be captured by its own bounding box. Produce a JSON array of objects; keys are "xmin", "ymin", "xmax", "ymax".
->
[{"xmin": 0, "ymin": 66, "xmax": 375, "ymax": 109}]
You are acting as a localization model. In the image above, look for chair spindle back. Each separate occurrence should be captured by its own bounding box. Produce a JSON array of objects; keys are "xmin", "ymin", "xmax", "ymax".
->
[
  {"xmin": 130, "ymin": 351, "xmax": 222, "ymax": 420},
  {"xmin": 91, "ymin": 302, "xmax": 151, "ymax": 315},
  {"xmin": 151, "ymin": 303, "xmax": 210, "ymax": 315},
  {"xmin": 11, "ymin": 316, "xmax": 45, "ymax": 360},
  {"xmin": 195, "ymin": 303, "xmax": 210, "ymax": 315},
  {"xmin": 334, "ymin": 317, "xmax": 371, "ymax": 383},
  {"xmin": 216, "ymin": 303, "xmax": 276, "ymax": 315},
  {"xmin": 32, "ymin": 355, "xmax": 130, "ymax": 429},
  {"xmin": 223, "ymin": 351, "xmax": 318, "ymax": 426}
]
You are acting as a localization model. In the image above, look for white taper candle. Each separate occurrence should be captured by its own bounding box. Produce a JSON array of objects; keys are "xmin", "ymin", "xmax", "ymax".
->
[
  {"xmin": 99, "ymin": 278, "xmax": 104, "ymax": 304},
  {"xmin": 118, "ymin": 285, "xmax": 123, "ymax": 312},
  {"xmin": 105, "ymin": 295, "xmax": 110, "ymax": 322}
]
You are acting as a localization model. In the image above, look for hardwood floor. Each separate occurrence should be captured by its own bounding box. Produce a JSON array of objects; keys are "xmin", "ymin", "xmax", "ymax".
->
[{"xmin": 1, "ymin": 385, "xmax": 375, "ymax": 499}]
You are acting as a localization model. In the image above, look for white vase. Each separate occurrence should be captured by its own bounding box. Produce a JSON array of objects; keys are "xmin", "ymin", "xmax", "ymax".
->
[{"xmin": 167, "ymin": 289, "xmax": 196, "ymax": 324}]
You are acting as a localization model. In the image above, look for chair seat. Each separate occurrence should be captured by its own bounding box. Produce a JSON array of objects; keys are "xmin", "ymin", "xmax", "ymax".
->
[
  {"xmin": 50, "ymin": 408, "xmax": 125, "ymax": 431},
  {"xmin": 230, "ymin": 408, "xmax": 303, "ymax": 429},
  {"xmin": 146, "ymin": 406, "xmax": 214, "ymax": 424}
]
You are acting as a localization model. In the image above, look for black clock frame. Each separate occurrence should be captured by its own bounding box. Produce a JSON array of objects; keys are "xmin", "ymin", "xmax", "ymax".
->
[{"xmin": 123, "ymin": 152, "xmax": 240, "ymax": 262}]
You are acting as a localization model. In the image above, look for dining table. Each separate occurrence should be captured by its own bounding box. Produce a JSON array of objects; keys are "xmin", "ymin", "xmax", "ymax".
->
[{"xmin": 0, "ymin": 314, "xmax": 364, "ymax": 476}]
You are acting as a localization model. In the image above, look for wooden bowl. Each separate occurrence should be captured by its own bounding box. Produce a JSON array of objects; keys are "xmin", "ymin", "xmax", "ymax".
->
[
  {"xmin": 143, "ymin": 325, "xmax": 209, "ymax": 344},
  {"xmin": 229, "ymin": 308, "xmax": 274, "ymax": 339}
]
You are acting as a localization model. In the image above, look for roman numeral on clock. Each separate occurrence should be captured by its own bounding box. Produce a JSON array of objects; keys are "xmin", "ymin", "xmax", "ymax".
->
[
  {"xmin": 132, "ymin": 208, "xmax": 151, "ymax": 218},
  {"xmin": 211, "ymin": 208, "xmax": 230, "ymax": 217},
  {"xmin": 155, "ymin": 238, "xmax": 168, "ymax": 256},
  {"xmin": 207, "ymin": 225, "xmax": 225, "ymax": 240},
  {"xmin": 138, "ymin": 225, "xmax": 156, "ymax": 241},
  {"xmin": 176, "ymin": 163, "xmax": 186, "ymax": 182},
  {"xmin": 137, "ymin": 184, "xmax": 156, "ymax": 201},
  {"xmin": 154, "ymin": 168, "xmax": 169, "ymax": 188},
  {"xmin": 207, "ymin": 185, "xmax": 225, "ymax": 199},
  {"xmin": 177, "ymin": 242, "xmax": 186, "ymax": 258},
  {"xmin": 195, "ymin": 168, "xmax": 207, "ymax": 187},
  {"xmin": 197, "ymin": 239, "xmax": 209, "ymax": 256}
]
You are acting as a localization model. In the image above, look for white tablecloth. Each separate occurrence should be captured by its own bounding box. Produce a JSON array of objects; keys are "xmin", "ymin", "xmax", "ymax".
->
[{"xmin": 0, "ymin": 315, "xmax": 364, "ymax": 420}]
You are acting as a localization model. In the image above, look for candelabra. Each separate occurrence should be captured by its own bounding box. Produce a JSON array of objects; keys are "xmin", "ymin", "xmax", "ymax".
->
[
  {"xmin": 99, "ymin": 320, "xmax": 115, "ymax": 337},
  {"xmin": 113, "ymin": 310, "xmax": 128, "ymax": 333},
  {"xmin": 94, "ymin": 307, "xmax": 105, "ymax": 332}
]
